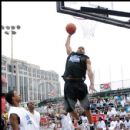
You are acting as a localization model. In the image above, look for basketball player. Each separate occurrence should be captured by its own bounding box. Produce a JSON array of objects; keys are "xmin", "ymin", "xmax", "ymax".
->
[
  {"xmin": 5, "ymin": 90, "xmax": 39, "ymax": 130},
  {"xmin": 62, "ymin": 34, "xmax": 96, "ymax": 130}
]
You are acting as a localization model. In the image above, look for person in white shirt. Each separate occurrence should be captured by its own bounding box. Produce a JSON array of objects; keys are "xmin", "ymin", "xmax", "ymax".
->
[
  {"xmin": 107, "ymin": 107, "xmax": 114, "ymax": 119},
  {"xmin": 27, "ymin": 101, "xmax": 41, "ymax": 130},
  {"xmin": 124, "ymin": 116, "xmax": 130, "ymax": 129},
  {"xmin": 60, "ymin": 111, "xmax": 74, "ymax": 130},
  {"xmin": 107, "ymin": 107, "xmax": 117, "ymax": 119},
  {"xmin": 80, "ymin": 112, "xmax": 90, "ymax": 130},
  {"xmin": 96, "ymin": 117, "xmax": 106, "ymax": 130},
  {"xmin": 48, "ymin": 120, "xmax": 57, "ymax": 130},
  {"xmin": 5, "ymin": 90, "xmax": 38, "ymax": 130},
  {"xmin": 109, "ymin": 117, "xmax": 117, "ymax": 130},
  {"xmin": 119, "ymin": 123, "xmax": 126, "ymax": 130},
  {"xmin": 120, "ymin": 98, "xmax": 126, "ymax": 107},
  {"xmin": 111, "ymin": 107, "xmax": 118, "ymax": 116},
  {"xmin": 120, "ymin": 107, "xmax": 127, "ymax": 118},
  {"xmin": 115, "ymin": 116, "xmax": 123, "ymax": 130}
]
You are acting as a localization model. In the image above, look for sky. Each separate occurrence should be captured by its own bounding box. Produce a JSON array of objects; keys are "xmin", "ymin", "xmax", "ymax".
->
[{"xmin": 2, "ymin": 2, "xmax": 130, "ymax": 93}]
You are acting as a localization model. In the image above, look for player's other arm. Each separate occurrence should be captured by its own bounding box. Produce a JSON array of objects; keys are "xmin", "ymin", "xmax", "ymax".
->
[{"xmin": 86, "ymin": 59, "xmax": 96, "ymax": 91}]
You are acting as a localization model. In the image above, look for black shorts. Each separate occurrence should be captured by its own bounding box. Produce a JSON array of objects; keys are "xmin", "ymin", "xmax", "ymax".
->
[
  {"xmin": 64, "ymin": 80, "xmax": 90, "ymax": 112},
  {"xmin": 64, "ymin": 95, "xmax": 90, "ymax": 112},
  {"xmin": 64, "ymin": 80, "xmax": 88, "ymax": 100}
]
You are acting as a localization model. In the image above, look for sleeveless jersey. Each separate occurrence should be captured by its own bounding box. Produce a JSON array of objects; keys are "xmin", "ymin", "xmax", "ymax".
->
[
  {"xmin": 63, "ymin": 52, "xmax": 89, "ymax": 80},
  {"xmin": 8, "ymin": 106, "xmax": 38, "ymax": 130}
]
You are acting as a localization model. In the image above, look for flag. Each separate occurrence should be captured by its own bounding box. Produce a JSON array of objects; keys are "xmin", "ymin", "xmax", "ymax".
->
[
  {"xmin": 100, "ymin": 82, "xmax": 111, "ymax": 92},
  {"xmin": 48, "ymin": 81, "xmax": 56, "ymax": 97}
]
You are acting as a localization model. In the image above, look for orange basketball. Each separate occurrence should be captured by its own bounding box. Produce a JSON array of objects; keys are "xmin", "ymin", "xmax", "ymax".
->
[{"xmin": 66, "ymin": 23, "xmax": 76, "ymax": 35}]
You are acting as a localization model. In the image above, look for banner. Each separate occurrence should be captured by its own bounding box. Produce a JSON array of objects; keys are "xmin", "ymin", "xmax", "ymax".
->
[{"xmin": 100, "ymin": 82, "xmax": 111, "ymax": 92}]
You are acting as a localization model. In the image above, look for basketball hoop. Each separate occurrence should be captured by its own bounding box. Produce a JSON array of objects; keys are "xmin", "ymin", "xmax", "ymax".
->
[{"xmin": 73, "ymin": 16, "xmax": 97, "ymax": 40}]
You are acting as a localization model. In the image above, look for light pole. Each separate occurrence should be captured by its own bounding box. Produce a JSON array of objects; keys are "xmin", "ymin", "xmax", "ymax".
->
[{"xmin": 2, "ymin": 25, "xmax": 21, "ymax": 89}]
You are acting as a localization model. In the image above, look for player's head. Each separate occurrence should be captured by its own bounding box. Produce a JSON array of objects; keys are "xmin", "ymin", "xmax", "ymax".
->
[
  {"xmin": 27, "ymin": 100, "xmax": 35, "ymax": 110},
  {"xmin": 5, "ymin": 90, "xmax": 21, "ymax": 105},
  {"xmin": 77, "ymin": 46, "xmax": 85, "ymax": 54}
]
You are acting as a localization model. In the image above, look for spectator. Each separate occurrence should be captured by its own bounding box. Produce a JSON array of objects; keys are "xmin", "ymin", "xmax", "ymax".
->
[
  {"xmin": 125, "ymin": 104, "xmax": 130, "ymax": 113},
  {"xmin": 120, "ymin": 107, "xmax": 127, "ymax": 118},
  {"xmin": 119, "ymin": 123, "xmax": 126, "ymax": 130},
  {"xmin": 80, "ymin": 111, "xmax": 90, "ymax": 130},
  {"xmin": 96, "ymin": 117, "xmax": 106, "ymax": 130},
  {"xmin": 60, "ymin": 111, "xmax": 74, "ymax": 130},
  {"xmin": 49, "ymin": 120, "xmax": 57, "ymax": 130},
  {"xmin": 1, "ymin": 114, "xmax": 6, "ymax": 130},
  {"xmin": 115, "ymin": 116, "xmax": 123, "ymax": 130},
  {"xmin": 27, "ymin": 101, "xmax": 41, "ymax": 130},
  {"xmin": 107, "ymin": 107, "xmax": 117, "ymax": 117},
  {"xmin": 120, "ymin": 97, "xmax": 126, "ymax": 107},
  {"xmin": 109, "ymin": 116, "xmax": 117, "ymax": 130},
  {"xmin": 5, "ymin": 90, "xmax": 38, "ymax": 130},
  {"xmin": 124, "ymin": 116, "xmax": 130, "ymax": 129}
]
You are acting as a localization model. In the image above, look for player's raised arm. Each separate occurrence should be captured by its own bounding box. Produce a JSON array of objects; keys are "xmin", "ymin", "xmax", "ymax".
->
[{"xmin": 65, "ymin": 34, "xmax": 72, "ymax": 55}]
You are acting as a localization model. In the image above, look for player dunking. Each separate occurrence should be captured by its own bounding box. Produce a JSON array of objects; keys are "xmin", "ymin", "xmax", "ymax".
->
[{"xmin": 62, "ymin": 34, "xmax": 96, "ymax": 130}]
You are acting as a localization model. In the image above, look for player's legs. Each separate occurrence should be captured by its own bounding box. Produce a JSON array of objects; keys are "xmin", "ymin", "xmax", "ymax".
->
[
  {"xmin": 64, "ymin": 97, "xmax": 83, "ymax": 130},
  {"xmin": 64, "ymin": 97, "xmax": 79, "ymax": 119},
  {"xmin": 80, "ymin": 95, "xmax": 93, "ymax": 124}
]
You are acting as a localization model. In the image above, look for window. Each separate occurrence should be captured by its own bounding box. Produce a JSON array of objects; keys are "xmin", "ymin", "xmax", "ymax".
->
[
  {"xmin": 20, "ymin": 76, "xmax": 24, "ymax": 102},
  {"xmin": 24, "ymin": 77, "xmax": 28, "ymax": 102},
  {"xmin": 7, "ymin": 64, "xmax": 12, "ymax": 72}
]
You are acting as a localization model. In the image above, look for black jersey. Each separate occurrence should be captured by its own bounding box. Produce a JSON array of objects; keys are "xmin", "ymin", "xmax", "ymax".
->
[{"xmin": 63, "ymin": 52, "xmax": 89, "ymax": 80}]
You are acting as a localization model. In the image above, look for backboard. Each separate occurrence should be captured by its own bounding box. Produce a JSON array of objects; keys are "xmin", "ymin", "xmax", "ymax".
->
[{"xmin": 56, "ymin": 2, "xmax": 130, "ymax": 29}]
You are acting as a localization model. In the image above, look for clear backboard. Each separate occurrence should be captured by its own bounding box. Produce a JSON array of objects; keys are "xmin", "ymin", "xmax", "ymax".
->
[{"xmin": 56, "ymin": 2, "xmax": 130, "ymax": 29}]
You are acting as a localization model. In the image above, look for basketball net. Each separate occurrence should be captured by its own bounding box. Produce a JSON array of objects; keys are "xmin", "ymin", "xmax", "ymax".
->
[
  {"xmin": 70, "ymin": 2, "xmax": 114, "ymax": 40},
  {"xmin": 73, "ymin": 2, "xmax": 115, "ymax": 40},
  {"xmin": 73, "ymin": 16, "xmax": 97, "ymax": 40}
]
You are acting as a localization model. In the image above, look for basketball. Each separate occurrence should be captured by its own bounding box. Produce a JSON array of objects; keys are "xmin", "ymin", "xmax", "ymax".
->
[{"xmin": 66, "ymin": 23, "xmax": 76, "ymax": 35}]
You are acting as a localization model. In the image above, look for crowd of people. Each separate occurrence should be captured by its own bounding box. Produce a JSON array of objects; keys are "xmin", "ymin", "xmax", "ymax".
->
[
  {"xmin": 38, "ymin": 93, "xmax": 130, "ymax": 130},
  {"xmin": 1, "ymin": 91, "xmax": 130, "ymax": 130}
]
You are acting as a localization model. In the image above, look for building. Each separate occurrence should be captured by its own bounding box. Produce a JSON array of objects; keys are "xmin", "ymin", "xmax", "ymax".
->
[{"xmin": 2, "ymin": 55, "xmax": 61, "ymax": 105}]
